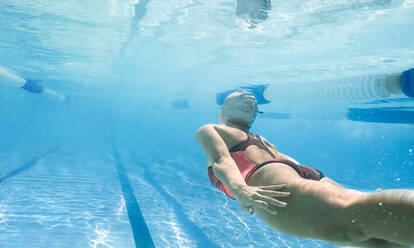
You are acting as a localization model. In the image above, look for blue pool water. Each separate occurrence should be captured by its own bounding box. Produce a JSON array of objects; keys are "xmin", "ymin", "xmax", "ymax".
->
[{"xmin": 0, "ymin": 0, "xmax": 413, "ymax": 247}]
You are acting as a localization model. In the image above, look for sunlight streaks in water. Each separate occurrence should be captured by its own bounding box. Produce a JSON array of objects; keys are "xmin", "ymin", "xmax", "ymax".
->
[
  {"xmin": 0, "ymin": 1, "xmax": 413, "ymax": 247},
  {"xmin": 88, "ymin": 226, "xmax": 112, "ymax": 248},
  {"xmin": 2, "ymin": 0, "xmax": 413, "ymax": 96},
  {"xmin": 115, "ymin": 196, "xmax": 126, "ymax": 220}
]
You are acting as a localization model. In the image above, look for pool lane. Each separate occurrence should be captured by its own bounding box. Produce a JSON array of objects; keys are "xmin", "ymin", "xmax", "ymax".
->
[
  {"xmin": 112, "ymin": 146, "xmax": 155, "ymax": 248},
  {"xmin": 0, "ymin": 147, "xmax": 135, "ymax": 248},
  {"xmin": 0, "ymin": 145, "xmax": 60, "ymax": 184},
  {"xmin": 128, "ymin": 150, "xmax": 220, "ymax": 248}
]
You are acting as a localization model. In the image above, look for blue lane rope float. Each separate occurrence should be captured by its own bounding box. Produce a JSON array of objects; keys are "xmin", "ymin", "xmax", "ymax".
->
[
  {"xmin": 401, "ymin": 68, "xmax": 414, "ymax": 97},
  {"xmin": 0, "ymin": 66, "xmax": 66, "ymax": 102},
  {"xmin": 262, "ymin": 70, "xmax": 414, "ymax": 104},
  {"xmin": 21, "ymin": 79, "xmax": 43, "ymax": 93},
  {"xmin": 112, "ymin": 147, "xmax": 155, "ymax": 248}
]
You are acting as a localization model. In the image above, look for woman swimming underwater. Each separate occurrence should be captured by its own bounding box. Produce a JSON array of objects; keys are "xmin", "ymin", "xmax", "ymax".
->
[{"xmin": 196, "ymin": 91, "xmax": 414, "ymax": 248}]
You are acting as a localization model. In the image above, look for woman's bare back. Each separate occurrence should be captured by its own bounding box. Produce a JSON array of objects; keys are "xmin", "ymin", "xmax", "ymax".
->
[{"xmin": 211, "ymin": 124, "xmax": 281, "ymax": 165}]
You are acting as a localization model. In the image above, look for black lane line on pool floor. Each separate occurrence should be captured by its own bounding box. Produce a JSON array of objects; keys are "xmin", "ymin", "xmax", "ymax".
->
[
  {"xmin": 0, "ymin": 145, "xmax": 61, "ymax": 184},
  {"xmin": 112, "ymin": 147, "xmax": 155, "ymax": 248},
  {"xmin": 128, "ymin": 151, "xmax": 220, "ymax": 248}
]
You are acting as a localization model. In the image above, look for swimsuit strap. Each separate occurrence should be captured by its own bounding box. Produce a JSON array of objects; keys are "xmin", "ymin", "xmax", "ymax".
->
[
  {"xmin": 229, "ymin": 132, "xmax": 253, "ymax": 152},
  {"xmin": 255, "ymin": 135, "xmax": 276, "ymax": 158},
  {"xmin": 229, "ymin": 132, "xmax": 275, "ymax": 158}
]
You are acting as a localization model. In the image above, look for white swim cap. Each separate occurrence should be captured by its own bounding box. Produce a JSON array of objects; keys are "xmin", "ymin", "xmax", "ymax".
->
[{"xmin": 221, "ymin": 91, "xmax": 258, "ymax": 127}]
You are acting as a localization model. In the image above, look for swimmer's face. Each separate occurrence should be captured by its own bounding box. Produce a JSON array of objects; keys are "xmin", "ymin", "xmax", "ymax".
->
[{"xmin": 220, "ymin": 92, "xmax": 258, "ymax": 127}]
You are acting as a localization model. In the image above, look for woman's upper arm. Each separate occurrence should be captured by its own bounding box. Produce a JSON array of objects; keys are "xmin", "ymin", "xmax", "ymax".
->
[{"xmin": 196, "ymin": 125, "xmax": 231, "ymax": 165}]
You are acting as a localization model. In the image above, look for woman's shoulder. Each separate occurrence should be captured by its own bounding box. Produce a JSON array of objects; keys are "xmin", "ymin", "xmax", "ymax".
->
[
  {"xmin": 196, "ymin": 123, "xmax": 219, "ymax": 135},
  {"xmin": 197, "ymin": 123, "xmax": 230, "ymax": 133},
  {"xmin": 196, "ymin": 124, "xmax": 246, "ymax": 144},
  {"xmin": 198, "ymin": 123, "xmax": 243, "ymax": 133},
  {"xmin": 196, "ymin": 124, "xmax": 222, "ymax": 143}
]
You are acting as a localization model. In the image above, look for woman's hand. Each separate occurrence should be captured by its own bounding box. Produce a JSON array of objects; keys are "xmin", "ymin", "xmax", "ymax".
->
[{"xmin": 233, "ymin": 184, "xmax": 290, "ymax": 215}]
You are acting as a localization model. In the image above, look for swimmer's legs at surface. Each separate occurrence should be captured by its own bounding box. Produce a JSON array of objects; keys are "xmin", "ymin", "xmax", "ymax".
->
[
  {"xmin": 236, "ymin": 0, "xmax": 271, "ymax": 22},
  {"xmin": 246, "ymin": 163, "xmax": 414, "ymax": 248}
]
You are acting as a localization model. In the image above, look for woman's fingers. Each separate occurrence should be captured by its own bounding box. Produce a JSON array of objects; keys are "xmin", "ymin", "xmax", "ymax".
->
[
  {"xmin": 253, "ymin": 192, "xmax": 288, "ymax": 208},
  {"xmin": 235, "ymin": 184, "xmax": 291, "ymax": 215},
  {"xmin": 258, "ymin": 189, "xmax": 290, "ymax": 198},
  {"xmin": 261, "ymin": 195, "xmax": 287, "ymax": 208},
  {"xmin": 253, "ymin": 200, "xmax": 278, "ymax": 215},
  {"xmin": 259, "ymin": 184, "xmax": 287, "ymax": 190}
]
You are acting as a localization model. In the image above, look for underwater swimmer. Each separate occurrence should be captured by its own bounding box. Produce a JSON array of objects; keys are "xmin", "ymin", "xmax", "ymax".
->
[{"xmin": 196, "ymin": 91, "xmax": 414, "ymax": 248}]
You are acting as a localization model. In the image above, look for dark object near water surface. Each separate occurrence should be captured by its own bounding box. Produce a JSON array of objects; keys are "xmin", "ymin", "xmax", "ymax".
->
[
  {"xmin": 216, "ymin": 84, "xmax": 270, "ymax": 106},
  {"xmin": 347, "ymin": 108, "xmax": 414, "ymax": 124},
  {"xmin": 236, "ymin": 0, "xmax": 271, "ymax": 23},
  {"xmin": 21, "ymin": 79, "xmax": 43, "ymax": 93}
]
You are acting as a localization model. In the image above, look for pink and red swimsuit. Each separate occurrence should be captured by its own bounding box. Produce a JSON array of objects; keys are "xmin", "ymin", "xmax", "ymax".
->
[{"xmin": 208, "ymin": 133, "xmax": 325, "ymax": 199}]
